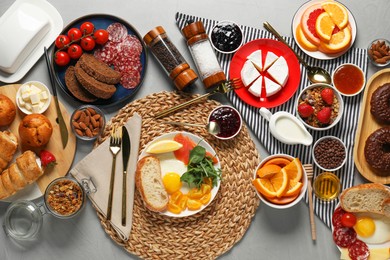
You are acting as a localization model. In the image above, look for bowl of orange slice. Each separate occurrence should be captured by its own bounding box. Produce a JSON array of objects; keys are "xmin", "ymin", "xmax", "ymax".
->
[
  {"xmin": 293, "ymin": 0, "xmax": 357, "ymax": 60},
  {"xmin": 252, "ymin": 154, "xmax": 307, "ymax": 209}
]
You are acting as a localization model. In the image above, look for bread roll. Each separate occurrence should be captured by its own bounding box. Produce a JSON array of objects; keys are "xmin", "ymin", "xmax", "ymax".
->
[
  {"xmin": 135, "ymin": 156, "xmax": 168, "ymax": 212},
  {"xmin": 340, "ymin": 183, "xmax": 390, "ymax": 217},
  {"xmin": 19, "ymin": 114, "xmax": 53, "ymax": 148},
  {"xmin": 0, "ymin": 150, "xmax": 43, "ymax": 199},
  {"xmin": 0, "ymin": 131, "xmax": 18, "ymax": 172},
  {"xmin": 0, "ymin": 94, "xmax": 16, "ymax": 126}
]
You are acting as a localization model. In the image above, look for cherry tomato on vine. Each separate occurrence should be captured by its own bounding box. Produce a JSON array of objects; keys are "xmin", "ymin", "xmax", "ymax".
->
[
  {"xmin": 341, "ymin": 213, "xmax": 357, "ymax": 228},
  {"xmin": 80, "ymin": 22, "xmax": 94, "ymax": 35},
  {"xmin": 67, "ymin": 44, "xmax": 83, "ymax": 59},
  {"xmin": 93, "ymin": 29, "xmax": 109, "ymax": 45},
  {"xmin": 54, "ymin": 51, "xmax": 70, "ymax": 66},
  {"xmin": 55, "ymin": 35, "xmax": 70, "ymax": 49},
  {"xmin": 80, "ymin": 36, "xmax": 96, "ymax": 51},
  {"xmin": 67, "ymin": 28, "xmax": 82, "ymax": 41}
]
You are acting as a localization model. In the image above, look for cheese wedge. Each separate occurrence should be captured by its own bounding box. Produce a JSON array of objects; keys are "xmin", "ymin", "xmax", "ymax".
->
[
  {"xmin": 247, "ymin": 50, "xmax": 263, "ymax": 71},
  {"xmin": 263, "ymin": 51, "xmax": 278, "ymax": 71},
  {"xmin": 267, "ymin": 56, "xmax": 289, "ymax": 87},
  {"xmin": 248, "ymin": 76, "xmax": 263, "ymax": 97},
  {"xmin": 264, "ymin": 76, "xmax": 281, "ymax": 97},
  {"xmin": 241, "ymin": 60, "xmax": 260, "ymax": 87}
]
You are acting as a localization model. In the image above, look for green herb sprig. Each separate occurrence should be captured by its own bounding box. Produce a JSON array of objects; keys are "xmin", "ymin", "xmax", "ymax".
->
[{"xmin": 180, "ymin": 145, "xmax": 222, "ymax": 188}]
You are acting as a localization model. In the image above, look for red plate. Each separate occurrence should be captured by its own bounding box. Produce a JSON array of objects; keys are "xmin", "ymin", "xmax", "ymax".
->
[{"xmin": 229, "ymin": 38, "xmax": 301, "ymax": 108}]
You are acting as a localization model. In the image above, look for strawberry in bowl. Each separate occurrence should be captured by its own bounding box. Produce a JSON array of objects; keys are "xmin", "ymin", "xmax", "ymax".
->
[{"xmin": 296, "ymin": 83, "xmax": 344, "ymax": 131}]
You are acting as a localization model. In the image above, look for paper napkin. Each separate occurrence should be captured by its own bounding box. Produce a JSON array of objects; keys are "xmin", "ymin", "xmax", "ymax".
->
[{"xmin": 70, "ymin": 113, "xmax": 142, "ymax": 241}]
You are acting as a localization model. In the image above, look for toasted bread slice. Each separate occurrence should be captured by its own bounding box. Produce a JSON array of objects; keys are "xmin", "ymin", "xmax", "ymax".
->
[
  {"xmin": 65, "ymin": 66, "xmax": 98, "ymax": 103},
  {"xmin": 135, "ymin": 156, "xmax": 168, "ymax": 212},
  {"xmin": 340, "ymin": 183, "xmax": 390, "ymax": 217},
  {"xmin": 79, "ymin": 53, "xmax": 121, "ymax": 85},
  {"xmin": 74, "ymin": 62, "xmax": 116, "ymax": 100}
]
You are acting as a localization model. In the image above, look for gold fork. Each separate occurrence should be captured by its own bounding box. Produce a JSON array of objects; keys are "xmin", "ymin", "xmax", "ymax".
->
[
  {"xmin": 106, "ymin": 126, "xmax": 122, "ymax": 221},
  {"xmin": 154, "ymin": 78, "xmax": 242, "ymax": 119},
  {"xmin": 303, "ymin": 164, "xmax": 316, "ymax": 241}
]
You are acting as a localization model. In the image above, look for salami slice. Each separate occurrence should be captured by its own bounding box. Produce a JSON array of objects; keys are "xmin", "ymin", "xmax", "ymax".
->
[
  {"xmin": 333, "ymin": 226, "xmax": 357, "ymax": 248},
  {"xmin": 107, "ymin": 23, "xmax": 128, "ymax": 42},
  {"xmin": 118, "ymin": 35, "xmax": 143, "ymax": 56},
  {"xmin": 348, "ymin": 240, "xmax": 370, "ymax": 260},
  {"xmin": 94, "ymin": 41, "xmax": 119, "ymax": 65},
  {"xmin": 120, "ymin": 70, "xmax": 141, "ymax": 89},
  {"xmin": 332, "ymin": 206, "xmax": 346, "ymax": 228}
]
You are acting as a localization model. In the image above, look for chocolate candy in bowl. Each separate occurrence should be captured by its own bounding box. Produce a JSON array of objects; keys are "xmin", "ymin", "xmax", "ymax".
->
[
  {"xmin": 71, "ymin": 104, "xmax": 106, "ymax": 141},
  {"xmin": 296, "ymin": 83, "xmax": 344, "ymax": 131},
  {"xmin": 367, "ymin": 39, "xmax": 390, "ymax": 67},
  {"xmin": 312, "ymin": 136, "xmax": 347, "ymax": 172},
  {"xmin": 208, "ymin": 105, "xmax": 242, "ymax": 140},
  {"xmin": 210, "ymin": 20, "xmax": 243, "ymax": 54}
]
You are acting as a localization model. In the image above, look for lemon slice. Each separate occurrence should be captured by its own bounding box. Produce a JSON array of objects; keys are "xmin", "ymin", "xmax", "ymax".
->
[{"xmin": 146, "ymin": 140, "xmax": 183, "ymax": 154}]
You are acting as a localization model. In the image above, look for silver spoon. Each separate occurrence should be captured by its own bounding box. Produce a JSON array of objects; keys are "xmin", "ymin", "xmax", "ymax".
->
[
  {"xmin": 162, "ymin": 120, "xmax": 221, "ymax": 135},
  {"xmin": 263, "ymin": 22, "xmax": 332, "ymax": 85}
]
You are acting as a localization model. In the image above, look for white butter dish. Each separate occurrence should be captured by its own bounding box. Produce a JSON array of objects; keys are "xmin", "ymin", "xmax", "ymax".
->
[{"xmin": 0, "ymin": 0, "xmax": 63, "ymax": 83}]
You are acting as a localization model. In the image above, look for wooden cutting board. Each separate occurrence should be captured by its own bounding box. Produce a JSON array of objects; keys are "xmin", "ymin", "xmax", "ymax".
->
[
  {"xmin": 0, "ymin": 84, "xmax": 77, "ymax": 200},
  {"xmin": 354, "ymin": 69, "xmax": 390, "ymax": 184}
]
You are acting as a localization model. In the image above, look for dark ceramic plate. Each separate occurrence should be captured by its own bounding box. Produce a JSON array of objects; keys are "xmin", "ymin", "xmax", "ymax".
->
[{"xmin": 51, "ymin": 14, "xmax": 148, "ymax": 106}]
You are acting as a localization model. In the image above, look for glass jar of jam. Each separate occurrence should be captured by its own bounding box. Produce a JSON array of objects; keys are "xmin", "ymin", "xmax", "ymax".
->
[
  {"xmin": 208, "ymin": 105, "xmax": 242, "ymax": 139},
  {"xmin": 182, "ymin": 21, "xmax": 226, "ymax": 88},
  {"xmin": 143, "ymin": 26, "xmax": 198, "ymax": 90}
]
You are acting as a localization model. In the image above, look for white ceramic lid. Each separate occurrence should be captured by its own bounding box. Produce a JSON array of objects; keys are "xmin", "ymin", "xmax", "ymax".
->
[{"xmin": 0, "ymin": 0, "xmax": 63, "ymax": 83}]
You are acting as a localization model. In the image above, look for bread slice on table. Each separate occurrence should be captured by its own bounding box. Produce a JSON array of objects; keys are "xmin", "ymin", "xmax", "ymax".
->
[
  {"xmin": 340, "ymin": 183, "xmax": 390, "ymax": 217},
  {"xmin": 65, "ymin": 66, "xmax": 98, "ymax": 103},
  {"xmin": 135, "ymin": 156, "xmax": 168, "ymax": 212},
  {"xmin": 0, "ymin": 131, "xmax": 18, "ymax": 172},
  {"xmin": 74, "ymin": 62, "xmax": 116, "ymax": 100},
  {"xmin": 79, "ymin": 53, "xmax": 121, "ymax": 85}
]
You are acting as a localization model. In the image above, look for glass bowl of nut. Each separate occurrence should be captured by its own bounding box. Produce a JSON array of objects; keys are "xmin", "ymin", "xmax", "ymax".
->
[
  {"xmin": 367, "ymin": 39, "xmax": 390, "ymax": 67},
  {"xmin": 70, "ymin": 105, "xmax": 106, "ymax": 141}
]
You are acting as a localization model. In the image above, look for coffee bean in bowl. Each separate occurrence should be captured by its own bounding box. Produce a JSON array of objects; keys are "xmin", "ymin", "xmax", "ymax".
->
[
  {"xmin": 312, "ymin": 136, "xmax": 347, "ymax": 171},
  {"xmin": 71, "ymin": 105, "xmax": 105, "ymax": 141}
]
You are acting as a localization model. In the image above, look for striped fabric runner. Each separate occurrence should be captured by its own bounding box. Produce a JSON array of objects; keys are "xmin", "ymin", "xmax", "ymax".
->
[{"xmin": 176, "ymin": 12, "xmax": 368, "ymax": 228}]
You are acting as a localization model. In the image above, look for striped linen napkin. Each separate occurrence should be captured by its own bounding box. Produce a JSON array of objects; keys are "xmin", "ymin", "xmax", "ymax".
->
[{"xmin": 176, "ymin": 12, "xmax": 368, "ymax": 228}]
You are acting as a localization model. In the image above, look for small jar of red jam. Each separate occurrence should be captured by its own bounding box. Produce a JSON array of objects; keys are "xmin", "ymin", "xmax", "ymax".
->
[{"xmin": 208, "ymin": 105, "xmax": 242, "ymax": 139}]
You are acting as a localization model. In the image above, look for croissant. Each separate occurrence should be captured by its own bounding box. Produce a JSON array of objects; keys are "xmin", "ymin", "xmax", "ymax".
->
[
  {"xmin": 0, "ymin": 131, "xmax": 18, "ymax": 172},
  {"xmin": 0, "ymin": 150, "xmax": 44, "ymax": 199}
]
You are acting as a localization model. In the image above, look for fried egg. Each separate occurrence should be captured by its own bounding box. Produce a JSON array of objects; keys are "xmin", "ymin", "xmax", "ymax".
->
[
  {"xmin": 159, "ymin": 153, "xmax": 188, "ymax": 194},
  {"xmin": 353, "ymin": 213, "xmax": 390, "ymax": 244}
]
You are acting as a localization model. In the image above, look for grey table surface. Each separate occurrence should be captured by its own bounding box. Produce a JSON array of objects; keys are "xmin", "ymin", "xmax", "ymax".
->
[{"xmin": 0, "ymin": 0, "xmax": 389, "ymax": 259}]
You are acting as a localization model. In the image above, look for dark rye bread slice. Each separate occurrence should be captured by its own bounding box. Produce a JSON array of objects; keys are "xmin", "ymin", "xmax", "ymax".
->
[
  {"xmin": 65, "ymin": 66, "xmax": 98, "ymax": 103},
  {"xmin": 79, "ymin": 53, "xmax": 121, "ymax": 84},
  {"xmin": 74, "ymin": 62, "xmax": 116, "ymax": 100}
]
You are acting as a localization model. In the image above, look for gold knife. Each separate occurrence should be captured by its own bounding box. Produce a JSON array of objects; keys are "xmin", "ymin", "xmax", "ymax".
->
[
  {"xmin": 44, "ymin": 47, "xmax": 68, "ymax": 149},
  {"xmin": 121, "ymin": 126, "xmax": 131, "ymax": 226}
]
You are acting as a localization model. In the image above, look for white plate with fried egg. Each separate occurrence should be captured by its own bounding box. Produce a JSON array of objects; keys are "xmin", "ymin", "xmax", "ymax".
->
[{"xmin": 139, "ymin": 131, "xmax": 221, "ymax": 218}]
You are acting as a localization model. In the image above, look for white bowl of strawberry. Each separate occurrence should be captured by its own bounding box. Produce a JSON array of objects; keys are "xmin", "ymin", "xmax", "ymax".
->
[{"xmin": 296, "ymin": 83, "xmax": 344, "ymax": 131}]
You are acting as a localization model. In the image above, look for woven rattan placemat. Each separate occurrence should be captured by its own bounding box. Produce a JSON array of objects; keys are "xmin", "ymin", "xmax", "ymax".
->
[{"xmin": 94, "ymin": 91, "xmax": 260, "ymax": 259}]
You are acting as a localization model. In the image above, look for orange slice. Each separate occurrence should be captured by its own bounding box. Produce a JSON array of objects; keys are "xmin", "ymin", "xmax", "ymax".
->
[
  {"xmin": 266, "ymin": 192, "xmax": 300, "ymax": 205},
  {"xmin": 252, "ymin": 178, "xmax": 277, "ymax": 198},
  {"xmin": 269, "ymin": 170, "xmax": 289, "ymax": 198},
  {"xmin": 282, "ymin": 158, "xmax": 303, "ymax": 182},
  {"xmin": 263, "ymin": 157, "xmax": 292, "ymax": 168},
  {"xmin": 296, "ymin": 24, "xmax": 318, "ymax": 52},
  {"xmin": 322, "ymin": 1, "xmax": 349, "ymax": 29},
  {"xmin": 319, "ymin": 26, "xmax": 352, "ymax": 54},
  {"xmin": 285, "ymin": 180, "xmax": 303, "ymax": 197},
  {"xmin": 256, "ymin": 164, "xmax": 282, "ymax": 178},
  {"xmin": 315, "ymin": 12, "xmax": 335, "ymax": 42}
]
